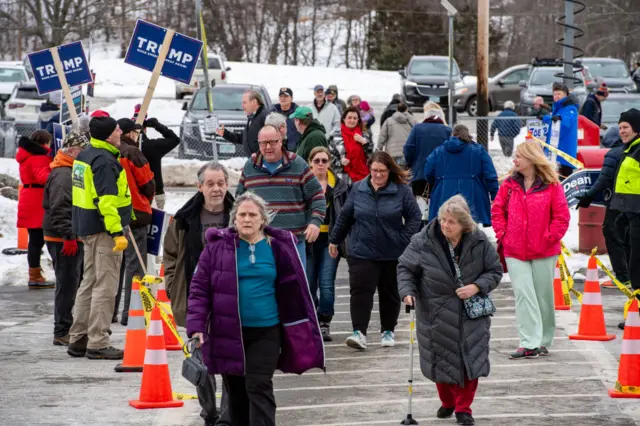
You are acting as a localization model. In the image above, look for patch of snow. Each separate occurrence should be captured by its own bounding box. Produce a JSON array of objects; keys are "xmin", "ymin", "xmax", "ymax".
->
[
  {"xmin": 0, "ymin": 158, "xmax": 19, "ymax": 180},
  {"xmin": 162, "ymin": 158, "xmax": 242, "ymax": 188},
  {"xmin": 102, "ymin": 98, "xmax": 184, "ymax": 138}
]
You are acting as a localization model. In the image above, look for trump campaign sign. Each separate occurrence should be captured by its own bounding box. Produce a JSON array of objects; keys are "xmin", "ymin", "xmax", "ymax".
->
[
  {"xmin": 28, "ymin": 41, "xmax": 93, "ymax": 95},
  {"xmin": 125, "ymin": 20, "xmax": 203, "ymax": 84}
]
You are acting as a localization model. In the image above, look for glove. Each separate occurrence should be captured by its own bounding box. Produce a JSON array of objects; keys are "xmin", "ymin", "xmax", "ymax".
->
[
  {"xmin": 112, "ymin": 235, "xmax": 128, "ymax": 252},
  {"xmin": 61, "ymin": 239, "xmax": 78, "ymax": 256},
  {"xmin": 552, "ymin": 115, "xmax": 561, "ymax": 123},
  {"xmin": 143, "ymin": 118, "xmax": 159, "ymax": 128},
  {"xmin": 575, "ymin": 194, "xmax": 593, "ymax": 209}
]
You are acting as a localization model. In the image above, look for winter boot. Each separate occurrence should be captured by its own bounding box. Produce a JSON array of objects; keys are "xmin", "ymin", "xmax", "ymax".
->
[
  {"xmin": 67, "ymin": 335, "xmax": 89, "ymax": 357},
  {"xmin": 28, "ymin": 267, "xmax": 55, "ymax": 289}
]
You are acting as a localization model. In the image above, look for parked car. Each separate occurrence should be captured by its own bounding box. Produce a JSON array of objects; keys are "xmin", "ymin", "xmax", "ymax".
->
[
  {"xmin": 175, "ymin": 53, "xmax": 231, "ymax": 99},
  {"xmin": 0, "ymin": 62, "xmax": 30, "ymax": 105},
  {"xmin": 179, "ymin": 83, "xmax": 272, "ymax": 160},
  {"xmin": 581, "ymin": 58, "xmax": 636, "ymax": 92},
  {"xmin": 454, "ymin": 64, "xmax": 530, "ymax": 116},
  {"xmin": 399, "ymin": 55, "xmax": 464, "ymax": 120},
  {"xmin": 600, "ymin": 92, "xmax": 640, "ymax": 129},
  {"xmin": 4, "ymin": 81, "xmax": 46, "ymax": 137}
]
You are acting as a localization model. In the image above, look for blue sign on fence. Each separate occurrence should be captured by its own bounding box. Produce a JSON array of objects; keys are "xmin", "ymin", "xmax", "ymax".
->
[
  {"xmin": 28, "ymin": 41, "xmax": 93, "ymax": 95},
  {"xmin": 125, "ymin": 20, "xmax": 203, "ymax": 84},
  {"xmin": 147, "ymin": 208, "xmax": 167, "ymax": 256},
  {"xmin": 562, "ymin": 170, "xmax": 605, "ymax": 208}
]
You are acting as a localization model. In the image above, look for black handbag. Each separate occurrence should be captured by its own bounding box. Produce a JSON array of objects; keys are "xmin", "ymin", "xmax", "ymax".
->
[{"xmin": 182, "ymin": 338, "xmax": 209, "ymax": 387}]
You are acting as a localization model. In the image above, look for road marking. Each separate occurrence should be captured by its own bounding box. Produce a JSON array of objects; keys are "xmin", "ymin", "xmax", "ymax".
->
[
  {"xmin": 323, "ymin": 336, "xmax": 569, "ymax": 348},
  {"xmin": 330, "ymin": 315, "xmax": 518, "ymax": 324}
]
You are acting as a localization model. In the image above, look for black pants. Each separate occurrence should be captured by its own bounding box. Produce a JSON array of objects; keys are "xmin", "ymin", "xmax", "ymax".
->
[
  {"xmin": 558, "ymin": 165, "xmax": 574, "ymax": 180},
  {"xmin": 411, "ymin": 179, "xmax": 428, "ymax": 198},
  {"xmin": 347, "ymin": 257, "xmax": 401, "ymax": 335},
  {"xmin": 194, "ymin": 348, "xmax": 231, "ymax": 425},
  {"xmin": 222, "ymin": 325, "xmax": 281, "ymax": 426},
  {"xmin": 626, "ymin": 213, "xmax": 640, "ymax": 291},
  {"xmin": 27, "ymin": 228, "xmax": 45, "ymax": 268},
  {"xmin": 46, "ymin": 241, "xmax": 84, "ymax": 338},
  {"xmin": 499, "ymin": 136, "xmax": 514, "ymax": 157},
  {"xmin": 602, "ymin": 208, "xmax": 630, "ymax": 283}
]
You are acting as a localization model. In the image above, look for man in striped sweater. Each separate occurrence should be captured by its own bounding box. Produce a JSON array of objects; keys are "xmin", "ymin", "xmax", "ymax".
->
[{"xmin": 237, "ymin": 124, "xmax": 326, "ymax": 267}]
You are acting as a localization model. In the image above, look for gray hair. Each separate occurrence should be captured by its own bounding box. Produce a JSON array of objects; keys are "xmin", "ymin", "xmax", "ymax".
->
[
  {"xmin": 504, "ymin": 100, "xmax": 516, "ymax": 110},
  {"xmin": 244, "ymin": 89, "xmax": 265, "ymax": 107},
  {"xmin": 438, "ymin": 195, "xmax": 477, "ymax": 233},
  {"xmin": 197, "ymin": 161, "xmax": 229, "ymax": 185},
  {"xmin": 230, "ymin": 192, "xmax": 275, "ymax": 231},
  {"xmin": 265, "ymin": 112, "xmax": 287, "ymax": 139}
]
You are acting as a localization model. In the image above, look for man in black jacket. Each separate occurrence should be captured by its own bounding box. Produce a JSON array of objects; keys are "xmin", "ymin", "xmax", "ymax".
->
[
  {"xmin": 43, "ymin": 131, "xmax": 91, "ymax": 346},
  {"xmin": 380, "ymin": 94, "xmax": 403, "ymax": 127},
  {"xmin": 216, "ymin": 89, "xmax": 268, "ymax": 155}
]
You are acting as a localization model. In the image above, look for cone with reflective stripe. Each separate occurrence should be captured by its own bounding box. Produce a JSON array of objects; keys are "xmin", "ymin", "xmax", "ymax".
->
[
  {"xmin": 569, "ymin": 256, "xmax": 615, "ymax": 341},
  {"xmin": 553, "ymin": 261, "xmax": 570, "ymax": 311},
  {"xmin": 609, "ymin": 298, "xmax": 640, "ymax": 398},
  {"xmin": 129, "ymin": 306, "xmax": 183, "ymax": 409},
  {"xmin": 115, "ymin": 279, "xmax": 146, "ymax": 373},
  {"xmin": 156, "ymin": 281, "xmax": 182, "ymax": 351},
  {"xmin": 159, "ymin": 263, "xmax": 165, "ymax": 277}
]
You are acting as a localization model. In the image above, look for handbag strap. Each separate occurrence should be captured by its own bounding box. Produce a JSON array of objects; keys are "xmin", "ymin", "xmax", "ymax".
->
[{"xmin": 446, "ymin": 240, "xmax": 465, "ymax": 289}]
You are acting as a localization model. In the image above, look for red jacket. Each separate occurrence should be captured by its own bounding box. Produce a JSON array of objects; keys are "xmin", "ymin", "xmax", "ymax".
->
[
  {"xmin": 341, "ymin": 124, "xmax": 369, "ymax": 182},
  {"xmin": 119, "ymin": 136, "xmax": 155, "ymax": 228},
  {"xmin": 491, "ymin": 174, "xmax": 570, "ymax": 261},
  {"xmin": 16, "ymin": 137, "xmax": 51, "ymax": 229}
]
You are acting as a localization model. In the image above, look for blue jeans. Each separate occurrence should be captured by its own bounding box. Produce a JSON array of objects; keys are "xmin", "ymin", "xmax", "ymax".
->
[
  {"xmin": 305, "ymin": 235, "xmax": 339, "ymax": 321},
  {"xmin": 296, "ymin": 237, "xmax": 307, "ymax": 269}
]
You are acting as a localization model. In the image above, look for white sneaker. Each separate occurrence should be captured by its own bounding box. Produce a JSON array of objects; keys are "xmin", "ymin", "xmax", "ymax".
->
[
  {"xmin": 345, "ymin": 331, "xmax": 367, "ymax": 350},
  {"xmin": 381, "ymin": 331, "xmax": 395, "ymax": 347}
]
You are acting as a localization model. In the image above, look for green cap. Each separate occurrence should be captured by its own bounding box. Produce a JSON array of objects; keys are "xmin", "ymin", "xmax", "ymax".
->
[{"xmin": 290, "ymin": 106, "xmax": 314, "ymax": 120}]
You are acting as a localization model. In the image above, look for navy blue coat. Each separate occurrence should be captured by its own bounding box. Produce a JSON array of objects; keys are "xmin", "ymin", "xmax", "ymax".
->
[
  {"xmin": 490, "ymin": 108, "xmax": 521, "ymax": 138},
  {"xmin": 586, "ymin": 140, "xmax": 626, "ymax": 206},
  {"xmin": 424, "ymin": 137, "xmax": 499, "ymax": 225},
  {"xmin": 580, "ymin": 94, "xmax": 602, "ymax": 127},
  {"xmin": 404, "ymin": 121, "xmax": 452, "ymax": 182},
  {"xmin": 272, "ymin": 103, "xmax": 300, "ymax": 151},
  {"xmin": 329, "ymin": 177, "xmax": 421, "ymax": 261}
]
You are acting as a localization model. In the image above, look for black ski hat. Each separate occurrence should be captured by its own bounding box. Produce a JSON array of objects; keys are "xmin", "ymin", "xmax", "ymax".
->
[
  {"xmin": 619, "ymin": 108, "xmax": 640, "ymax": 133},
  {"xmin": 89, "ymin": 116, "xmax": 118, "ymax": 141}
]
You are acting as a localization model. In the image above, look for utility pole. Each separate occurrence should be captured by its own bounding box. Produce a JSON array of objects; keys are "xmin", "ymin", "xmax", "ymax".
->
[
  {"xmin": 476, "ymin": 0, "xmax": 490, "ymax": 150},
  {"xmin": 562, "ymin": 0, "xmax": 575, "ymax": 90},
  {"xmin": 441, "ymin": 0, "xmax": 458, "ymax": 127},
  {"xmin": 195, "ymin": 0, "xmax": 212, "ymax": 113}
]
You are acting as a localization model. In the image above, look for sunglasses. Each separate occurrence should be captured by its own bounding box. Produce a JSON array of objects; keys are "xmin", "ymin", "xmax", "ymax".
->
[{"xmin": 312, "ymin": 158, "xmax": 329, "ymax": 164}]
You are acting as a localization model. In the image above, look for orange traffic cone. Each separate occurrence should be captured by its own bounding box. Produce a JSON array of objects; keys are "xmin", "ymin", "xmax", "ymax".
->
[
  {"xmin": 157, "ymin": 281, "xmax": 182, "ymax": 351},
  {"xmin": 159, "ymin": 263, "xmax": 165, "ymax": 277},
  {"xmin": 115, "ymin": 280, "xmax": 146, "ymax": 373},
  {"xmin": 609, "ymin": 298, "xmax": 640, "ymax": 398},
  {"xmin": 569, "ymin": 256, "xmax": 615, "ymax": 341},
  {"xmin": 129, "ymin": 305, "xmax": 184, "ymax": 409},
  {"xmin": 553, "ymin": 261, "xmax": 570, "ymax": 311},
  {"xmin": 601, "ymin": 279, "xmax": 616, "ymax": 289}
]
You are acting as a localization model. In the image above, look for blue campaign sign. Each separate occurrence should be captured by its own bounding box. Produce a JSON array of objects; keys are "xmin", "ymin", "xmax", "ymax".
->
[
  {"xmin": 147, "ymin": 208, "xmax": 166, "ymax": 256},
  {"xmin": 60, "ymin": 86, "xmax": 84, "ymax": 124},
  {"xmin": 125, "ymin": 20, "xmax": 203, "ymax": 84},
  {"xmin": 28, "ymin": 41, "xmax": 93, "ymax": 95},
  {"xmin": 562, "ymin": 170, "xmax": 606, "ymax": 208},
  {"xmin": 51, "ymin": 123, "xmax": 72, "ymax": 158}
]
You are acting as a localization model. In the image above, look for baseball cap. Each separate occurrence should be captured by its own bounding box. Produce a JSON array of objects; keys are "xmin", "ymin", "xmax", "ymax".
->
[
  {"xmin": 313, "ymin": 84, "xmax": 324, "ymax": 92},
  {"xmin": 278, "ymin": 87, "xmax": 293, "ymax": 97},
  {"xmin": 90, "ymin": 109, "xmax": 110, "ymax": 118},
  {"xmin": 62, "ymin": 131, "xmax": 91, "ymax": 149},
  {"xmin": 290, "ymin": 106, "xmax": 314, "ymax": 120},
  {"xmin": 117, "ymin": 118, "xmax": 143, "ymax": 134}
]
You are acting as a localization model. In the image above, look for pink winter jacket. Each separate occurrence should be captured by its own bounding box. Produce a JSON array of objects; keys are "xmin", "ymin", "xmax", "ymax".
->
[{"xmin": 491, "ymin": 174, "xmax": 570, "ymax": 261}]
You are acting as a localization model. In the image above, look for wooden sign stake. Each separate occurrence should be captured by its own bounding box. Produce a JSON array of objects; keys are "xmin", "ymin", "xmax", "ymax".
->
[{"xmin": 49, "ymin": 47, "xmax": 79, "ymax": 127}]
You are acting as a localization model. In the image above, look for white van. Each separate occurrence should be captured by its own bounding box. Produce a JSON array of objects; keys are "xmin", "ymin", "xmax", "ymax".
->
[{"xmin": 175, "ymin": 53, "xmax": 231, "ymax": 99}]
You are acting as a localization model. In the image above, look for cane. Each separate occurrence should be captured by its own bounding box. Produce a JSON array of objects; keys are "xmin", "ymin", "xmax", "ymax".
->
[{"xmin": 401, "ymin": 300, "xmax": 418, "ymax": 425}]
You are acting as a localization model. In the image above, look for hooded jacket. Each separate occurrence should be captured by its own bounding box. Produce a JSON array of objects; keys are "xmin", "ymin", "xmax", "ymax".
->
[
  {"xmin": 377, "ymin": 111, "xmax": 415, "ymax": 159},
  {"xmin": 272, "ymin": 102, "xmax": 300, "ymax": 151},
  {"xmin": 327, "ymin": 85, "xmax": 347, "ymax": 113},
  {"xmin": 295, "ymin": 119, "xmax": 328, "ymax": 162},
  {"xmin": 404, "ymin": 120, "xmax": 452, "ymax": 182},
  {"xmin": 424, "ymin": 137, "xmax": 499, "ymax": 225},
  {"xmin": 119, "ymin": 135, "xmax": 155, "ymax": 228},
  {"xmin": 43, "ymin": 151, "xmax": 77, "ymax": 242},
  {"xmin": 543, "ymin": 95, "xmax": 579, "ymax": 168},
  {"xmin": 222, "ymin": 105, "xmax": 269, "ymax": 155},
  {"xmin": 164, "ymin": 191, "xmax": 234, "ymax": 327},
  {"xmin": 380, "ymin": 98, "xmax": 402, "ymax": 127},
  {"xmin": 310, "ymin": 100, "xmax": 341, "ymax": 137},
  {"xmin": 186, "ymin": 226, "xmax": 325, "ymax": 376},
  {"xmin": 610, "ymin": 136, "xmax": 640, "ymax": 213},
  {"xmin": 16, "ymin": 136, "xmax": 51, "ymax": 229}
]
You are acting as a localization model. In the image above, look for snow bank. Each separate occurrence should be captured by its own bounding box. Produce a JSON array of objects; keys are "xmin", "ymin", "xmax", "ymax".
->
[
  {"xmin": 103, "ymin": 98, "xmax": 185, "ymax": 131},
  {"xmin": 162, "ymin": 157, "xmax": 243, "ymax": 188},
  {"xmin": 0, "ymin": 158, "xmax": 19, "ymax": 180}
]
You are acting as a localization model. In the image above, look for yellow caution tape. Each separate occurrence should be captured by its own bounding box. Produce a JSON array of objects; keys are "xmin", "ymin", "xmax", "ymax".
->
[
  {"xmin": 560, "ymin": 241, "xmax": 572, "ymax": 258},
  {"xmin": 614, "ymin": 382, "xmax": 640, "ymax": 395},
  {"xmin": 139, "ymin": 282, "xmax": 188, "ymax": 357},
  {"xmin": 557, "ymin": 256, "xmax": 572, "ymax": 307},
  {"xmin": 593, "ymin": 256, "xmax": 633, "ymax": 300},
  {"xmin": 623, "ymin": 290, "xmax": 640, "ymax": 320},
  {"xmin": 559, "ymin": 253, "xmax": 582, "ymax": 304},
  {"xmin": 173, "ymin": 392, "xmax": 199, "ymax": 400},
  {"xmin": 531, "ymin": 135, "xmax": 584, "ymax": 170}
]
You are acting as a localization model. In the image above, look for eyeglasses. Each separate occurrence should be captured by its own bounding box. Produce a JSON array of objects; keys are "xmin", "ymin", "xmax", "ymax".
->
[
  {"xmin": 258, "ymin": 139, "xmax": 281, "ymax": 147},
  {"xmin": 249, "ymin": 243, "xmax": 256, "ymax": 264},
  {"xmin": 371, "ymin": 168, "xmax": 390, "ymax": 175},
  {"xmin": 312, "ymin": 158, "xmax": 329, "ymax": 164}
]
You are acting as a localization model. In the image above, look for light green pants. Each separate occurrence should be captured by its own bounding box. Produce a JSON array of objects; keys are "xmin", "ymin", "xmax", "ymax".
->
[{"xmin": 506, "ymin": 256, "xmax": 558, "ymax": 349}]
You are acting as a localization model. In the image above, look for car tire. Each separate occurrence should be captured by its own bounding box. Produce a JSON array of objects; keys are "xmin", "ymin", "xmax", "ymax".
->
[{"xmin": 466, "ymin": 96, "xmax": 478, "ymax": 116}]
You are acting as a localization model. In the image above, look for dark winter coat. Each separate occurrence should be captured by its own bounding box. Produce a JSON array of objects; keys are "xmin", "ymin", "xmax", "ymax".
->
[
  {"xmin": 397, "ymin": 220, "xmax": 502, "ymax": 386},
  {"xmin": 580, "ymin": 94, "xmax": 602, "ymax": 127},
  {"xmin": 329, "ymin": 177, "xmax": 421, "ymax": 261},
  {"xmin": 272, "ymin": 103, "xmax": 300, "ymax": 151},
  {"xmin": 43, "ymin": 151, "xmax": 75, "ymax": 241},
  {"xmin": 16, "ymin": 136, "xmax": 51, "ymax": 229},
  {"xmin": 586, "ymin": 140, "xmax": 626, "ymax": 206},
  {"xmin": 424, "ymin": 137, "xmax": 499, "ymax": 226},
  {"xmin": 222, "ymin": 105, "xmax": 269, "ymax": 155},
  {"xmin": 404, "ymin": 121, "xmax": 452, "ymax": 182},
  {"xmin": 490, "ymin": 108, "xmax": 521, "ymax": 138},
  {"xmin": 186, "ymin": 226, "xmax": 325, "ymax": 376},
  {"xmin": 141, "ymin": 121, "xmax": 180, "ymax": 195},
  {"xmin": 380, "ymin": 99, "xmax": 402, "ymax": 127},
  {"xmin": 38, "ymin": 102, "xmax": 60, "ymax": 134},
  {"xmin": 296, "ymin": 119, "xmax": 328, "ymax": 162}
]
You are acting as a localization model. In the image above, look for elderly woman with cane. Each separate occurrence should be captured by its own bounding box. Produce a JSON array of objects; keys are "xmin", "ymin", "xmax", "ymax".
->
[{"xmin": 398, "ymin": 195, "xmax": 503, "ymax": 426}]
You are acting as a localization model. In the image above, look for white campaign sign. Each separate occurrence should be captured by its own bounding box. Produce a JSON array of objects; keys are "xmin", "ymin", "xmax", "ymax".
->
[
  {"xmin": 548, "ymin": 120, "xmax": 561, "ymax": 163},
  {"xmin": 526, "ymin": 119, "xmax": 548, "ymax": 140}
]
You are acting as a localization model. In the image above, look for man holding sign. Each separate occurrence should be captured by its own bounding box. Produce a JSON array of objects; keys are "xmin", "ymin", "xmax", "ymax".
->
[{"xmin": 542, "ymin": 83, "xmax": 579, "ymax": 179}]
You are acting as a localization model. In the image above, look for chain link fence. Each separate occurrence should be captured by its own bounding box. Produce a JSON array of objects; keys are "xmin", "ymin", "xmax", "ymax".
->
[
  {"xmin": 177, "ymin": 121, "xmax": 250, "ymax": 161},
  {"xmin": 0, "ymin": 121, "xmax": 39, "ymax": 158},
  {"xmin": 455, "ymin": 115, "xmax": 538, "ymax": 153}
]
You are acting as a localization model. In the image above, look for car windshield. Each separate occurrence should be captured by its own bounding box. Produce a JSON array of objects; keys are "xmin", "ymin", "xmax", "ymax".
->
[
  {"xmin": 584, "ymin": 62, "xmax": 630, "ymax": 79},
  {"xmin": 410, "ymin": 59, "xmax": 459, "ymax": 76},
  {"xmin": 191, "ymin": 88, "xmax": 247, "ymax": 111},
  {"xmin": 602, "ymin": 98, "xmax": 640, "ymax": 122},
  {"xmin": 16, "ymin": 87, "xmax": 45, "ymax": 100},
  {"xmin": 195, "ymin": 57, "xmax": 222, "ymax": 69},
  {"xmin": 530, "ymin": 69, "xmax": 583, "ymax": 86},
  {"xmin": 0, "ymin": 68, "xmax": 25, "ymax": 83}
]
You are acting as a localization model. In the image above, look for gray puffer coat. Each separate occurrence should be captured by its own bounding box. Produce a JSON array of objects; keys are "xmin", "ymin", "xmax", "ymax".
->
[{"xmin": 397, "ymin": 220, "xmax": 502, "ymax": 386}]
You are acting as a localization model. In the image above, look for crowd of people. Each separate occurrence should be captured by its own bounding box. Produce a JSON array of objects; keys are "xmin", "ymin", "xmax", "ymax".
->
[{"xmin": 13, "ymin": 78, "xmax": 640, "ymax": 426}]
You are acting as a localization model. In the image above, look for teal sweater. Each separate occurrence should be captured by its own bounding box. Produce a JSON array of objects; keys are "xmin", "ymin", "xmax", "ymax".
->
[{"xmin": 237, "ymin": 239, "xmax": 279, "ymax": 327}]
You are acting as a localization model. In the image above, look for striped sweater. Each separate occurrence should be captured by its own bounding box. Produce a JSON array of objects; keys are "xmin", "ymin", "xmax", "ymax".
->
[{"xmin": 236, "ymin": 151, "xmax": 326, "ymax": 236}]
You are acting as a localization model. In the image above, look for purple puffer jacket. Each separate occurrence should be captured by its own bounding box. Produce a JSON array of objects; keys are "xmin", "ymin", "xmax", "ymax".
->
[{"xmin": 186, "ymin": 226, "xmax": 325, "ymax": 376}]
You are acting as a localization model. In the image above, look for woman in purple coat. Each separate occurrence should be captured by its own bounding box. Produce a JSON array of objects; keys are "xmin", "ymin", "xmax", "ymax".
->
[{"xmin": 187, "ymin": 192, "xmax": 325, "ymax": 426}]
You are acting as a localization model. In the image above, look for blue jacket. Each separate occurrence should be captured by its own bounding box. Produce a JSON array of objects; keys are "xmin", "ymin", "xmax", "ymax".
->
[
  {"xmin": 580, "ymin": 94, "xmax": 602, "ymax": 127},
  {"xmin": 586, "ymin": 140, "xmax": 626, "ymax": 206},
  {"xmin": 543, "ymin": 95, "xmax": 579, "ymax": 168},
  {"xmin": 490, "ymin": 109, "xmax": 521, "ymax": 138},
  {"xmin": 424, "ymin": 137, "xmax": 499, "ymax": 225},
  {"xmin": 329, "ymin": 177, "xmax": 421, "ymax": 261},
  {"xmin": 404, "ymin": 120, "xmax": 452, "ymax": 182},
  {"xmin": 272, "ymin": 103, "xmax": 300, "ymax": 152}
]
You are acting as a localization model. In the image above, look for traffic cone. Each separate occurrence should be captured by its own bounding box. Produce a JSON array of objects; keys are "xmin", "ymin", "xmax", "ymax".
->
[
  {"xmin": 159, "ymin": 263, "xmax": 165, "ymax": 277},
  {"xmin": 157, "ymin": 281, "xmax": 182, "ymax": 351},
  {"xmin": 115, "ymin": 280, "xmax": 146, "ymax": 373},
  {"xmin": 553, "ymin": 261, "xmax": 570, "ymax": 311},
  {"xmin": 601, "ymin": 279, "xmax": 616, "ymax": 289},
  {"xmin": 569, "ymin": 256, "xmax": 616, "ymax": 341},
  {"xmin": 609, "ymin": 298, "xmax": 640, "ymax": 398},
  {"xmin": 129, "ymin": 306, "xmax": 184, "ymax": 409}
]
